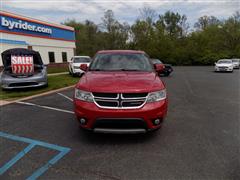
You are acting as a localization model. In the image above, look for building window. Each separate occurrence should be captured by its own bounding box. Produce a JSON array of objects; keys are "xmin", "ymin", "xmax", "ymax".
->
[
  {"xmin": 62, "ymin": 52, "xmax": 67, "ymax": 62},
  {"xmin": 48, "ymin": 52, "xmax": 55, "ymax": 63}
]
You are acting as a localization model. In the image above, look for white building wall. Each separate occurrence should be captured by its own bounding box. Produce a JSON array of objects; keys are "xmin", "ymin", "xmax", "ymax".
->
[
  {"xmin": 1, "ymin": 33, "xmax": 75, "ymax": 48},
  {"xmin": 0, "ymin": 33, "xmax": 75, "ymax": 65},
  {"xmin": 0, "ymin": 43, "xmax": 27, "ymax": 53},
  {"xmin": 0, "ymin": 43, "xmax": 28, "ymax": 65},
  {"xmin": 32, "ymin": 46, "xmax": 74, "ymax": 64}
]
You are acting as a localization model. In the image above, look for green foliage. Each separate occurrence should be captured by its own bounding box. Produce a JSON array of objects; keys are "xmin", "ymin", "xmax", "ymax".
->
[{"xmin": 63, "ymin": 10, "xmax": 240, "ymax": 65}]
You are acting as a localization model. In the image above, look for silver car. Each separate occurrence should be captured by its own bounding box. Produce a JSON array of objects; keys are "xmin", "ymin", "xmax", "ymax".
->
[
  {"xmin": 0, "ymin": 48, "xmax": 48, "ymax": 89},
  {"xmin": 232, "ymin": 59, "xmax": 240, "ymax": 69}
]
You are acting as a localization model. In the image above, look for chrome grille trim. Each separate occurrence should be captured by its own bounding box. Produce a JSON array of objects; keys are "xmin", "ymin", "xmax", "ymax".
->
[{"xmin": 92, "ymin": 93, "xmax": 148, "ymax": 109}]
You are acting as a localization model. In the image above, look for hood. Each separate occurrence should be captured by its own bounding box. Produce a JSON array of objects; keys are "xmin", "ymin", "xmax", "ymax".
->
[
  {"xmin": 76, "ymin": 71, "xmax": 165, "ymax": 93},
  {"xmin": 1, "ymin": 48, "xmax": 43, "ymax": 68},
  {"xmin": 216, "ymin": 63, "xmax": 232, "ymax": 67}
]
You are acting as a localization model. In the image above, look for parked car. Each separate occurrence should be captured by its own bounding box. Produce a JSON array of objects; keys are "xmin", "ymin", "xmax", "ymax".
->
[
  {"xmin": 0, "ymin": 48, "xmax": 47, "ymax": 89},
  {"xmin": 68, "ymin": 56, "xmax": 91, "ymax": 76},
  {"xmin": 232, "ymin": 59, "xmax": 240, "ymax": 69},
  {"xmin": 215, "ymin": 59, "xmax": 234, "ymax": 72},
  {"xmin": 74, "ymin": 50, "xmax": 168, "ymax": 134},
  {"xmin": 151, "ymin": 59, "xmax": 173, "ymax": 76}
]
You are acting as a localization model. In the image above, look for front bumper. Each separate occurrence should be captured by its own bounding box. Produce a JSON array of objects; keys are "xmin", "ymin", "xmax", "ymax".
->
[
  {"xmin": 74, "ymin": 99, "xmax": 168, "ymax": 133},
  {"xmin": 0, "ymin": 72, "xmax": 47, "ymax": 89},
  {"xmin": 215, "ymin": 67, "xmax": 233, "ymax": 72},
  {"xmin": 233, "ymin": 64, "xmax": 240, "ymax": 69},
  {"xmin": 72, "ymin": 68, "xmax": 84, "ymax": 74}
]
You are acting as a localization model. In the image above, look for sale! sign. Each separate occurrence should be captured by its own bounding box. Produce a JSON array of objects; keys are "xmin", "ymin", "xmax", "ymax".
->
[{"xmin": 11, "ymin": 56, "xmax": 34, "ymax": 74}]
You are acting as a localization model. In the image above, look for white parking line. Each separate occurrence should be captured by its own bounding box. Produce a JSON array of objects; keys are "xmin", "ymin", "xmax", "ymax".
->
[
  {"xmin": 57, "ymin": 93, "xmax": 73, "ymax": 102},
  {"xmin": 16, "ymin": 101, "xmax": 74, "ymax": 114}
]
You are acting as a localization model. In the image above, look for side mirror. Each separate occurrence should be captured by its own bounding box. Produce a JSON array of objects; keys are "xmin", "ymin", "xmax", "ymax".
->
[
  {"xmin": 80, "ymin": 64, "xmax": 88, "ymax": 72},
  {"xmin": 154, "ymin": 64, "xmax": 165, "ymax": 73}
]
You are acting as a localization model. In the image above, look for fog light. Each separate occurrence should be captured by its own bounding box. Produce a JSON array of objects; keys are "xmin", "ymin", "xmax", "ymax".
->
[
  {"xmin": 153, "ymin": 119, "xmax": 160, "ymax": 125},
  {"xmin": 79, "ymin": 118, "xmax": 86, "ymax": 125}
]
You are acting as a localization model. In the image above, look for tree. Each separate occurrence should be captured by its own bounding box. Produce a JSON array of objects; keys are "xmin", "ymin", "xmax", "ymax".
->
[
  {"xmin": 101, "ymin": 10, "xmax": 130, "ymax": 49},
  {"xmin": 194, "ymin": 15, "xmax": 220, "ymax": 30},
  {"xmin": 156, "ymin": 11, "xmax": 188, "ymax": 38},
  {"xmin": 63, "ymin": 10, "xmax": 239, "ymax": 65},
  {"xmin": 139, "ymin": 6, "xmax": 157, "ymax": 25}
]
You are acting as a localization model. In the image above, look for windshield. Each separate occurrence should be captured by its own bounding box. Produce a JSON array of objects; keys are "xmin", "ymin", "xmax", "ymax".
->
[
  {"xmin": 151, "ymin": 59, "xmax": 162, "ymax": 64},
  {"xmin": 89, "ymin": 53, "xmax": 153, "ymax": 71},
  {"xmin": 217, "ymin": 60, "xmax": 232, "ymax": 64},
  {"xmin": 74, "ymin": 57, "xmax": 91, "ymax": 63}
]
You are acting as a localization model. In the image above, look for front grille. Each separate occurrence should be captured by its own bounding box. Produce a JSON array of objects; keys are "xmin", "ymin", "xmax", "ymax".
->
[
  {"xmin": 96, "ymin": 100, "xmax": 118, "ymax": 107},
  {"xmin": 92, "ymin": 92, "xmax": 148, "ymax": 109},
  {"xmin": 218, "ymin": 66, "xmax": 227, "ymax": 69},
  {"xmin": 94, "ymin": 118, "xmax": 147, "ymax": 129},
  {"xmin": 92, "ymin": 92, "xmax": 118, "ymax": 99},
  {"xmin": 122, "ymin": 101, "xmax": 145, "ymax": 107},
  {"xmin": 9, "ymin": 82, "xmax": 38, "ymax": 87},
  {"xmin": 122, "ymin": 93, "xmax": 147, "ymax": 98}
]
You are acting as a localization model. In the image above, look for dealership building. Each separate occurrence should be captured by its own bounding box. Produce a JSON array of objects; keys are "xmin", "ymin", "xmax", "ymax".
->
[{"xmin": 0, "ymin": 10, "xmax": 76, "ymax": 66}]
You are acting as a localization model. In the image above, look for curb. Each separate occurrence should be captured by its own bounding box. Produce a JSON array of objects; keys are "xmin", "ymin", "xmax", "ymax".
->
[{"xmin": 0, "ymin": 85, "xmax": 75, "ymax": 107}]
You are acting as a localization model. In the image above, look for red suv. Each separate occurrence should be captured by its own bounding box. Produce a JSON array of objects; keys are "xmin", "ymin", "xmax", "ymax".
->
[{"xmin": 74, "ymin": 50, "xmax": 168, "ymax": 133}]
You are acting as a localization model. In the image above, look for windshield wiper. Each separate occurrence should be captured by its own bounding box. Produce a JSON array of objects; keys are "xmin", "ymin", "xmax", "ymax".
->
[
  {"xmin": 110, "ymin": 69, "xmax": 142, "ymax": 71},
  {"xmin": 90, "ymin": 69, "xmax": 103, "ymax": 71},
  {"xmin": 90, "ymin": 68, "xmax": 143, "ymax": 71}
]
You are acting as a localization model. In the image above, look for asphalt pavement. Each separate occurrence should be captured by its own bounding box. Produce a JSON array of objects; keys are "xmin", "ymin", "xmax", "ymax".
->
[{"xmin": 0, "ymin": 66, "xmax": 239, "ymax": 180}]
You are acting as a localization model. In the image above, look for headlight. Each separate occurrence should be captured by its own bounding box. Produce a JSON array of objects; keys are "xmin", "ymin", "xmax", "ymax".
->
[
  {"xmin": 75, "ymin": 89, "xmax": 94, "ymax": 102},
  {"xmin": 147, "ymin": 89, "xmax": 167, "ymax": 103}
]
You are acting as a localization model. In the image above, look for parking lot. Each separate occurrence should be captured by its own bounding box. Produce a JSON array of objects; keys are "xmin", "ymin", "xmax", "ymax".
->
[{"xmin": 0, "ymin": 66, "xmax": 239, "ymax": 179}]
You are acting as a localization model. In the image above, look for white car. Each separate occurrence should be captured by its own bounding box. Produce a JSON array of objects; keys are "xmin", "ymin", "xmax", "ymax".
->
[
  {"xmin": 232, "ymin": 59, "xmax": 240, "ymax": 69},
  {"xmin": 68, "ymin": 56, "xmax": 91, "ymax": 76},
  {"xmin": 215, "ymin": 59, "xmax": 234, "ymax": 72}
]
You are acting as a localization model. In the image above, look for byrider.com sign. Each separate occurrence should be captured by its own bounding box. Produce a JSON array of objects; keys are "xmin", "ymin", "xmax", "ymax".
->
[
  {"xmin": 11, "ymin": 56, "xmax": 34, "ymax": 74},
  {"xmin": 0, "ymin": 14, "xmax": 75, "ymax": 41},
  {"xmin": 1, "ymin": 17, "xmax": 52, "ymax": 34}
]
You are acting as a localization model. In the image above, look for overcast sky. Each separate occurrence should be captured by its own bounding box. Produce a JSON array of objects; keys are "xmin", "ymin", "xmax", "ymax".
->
[{"xmin": 1, "ymin": 0, "xmax": 239, "ymax": 27}]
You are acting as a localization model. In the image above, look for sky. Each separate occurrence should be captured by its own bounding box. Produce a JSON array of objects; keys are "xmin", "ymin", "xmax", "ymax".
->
[{"xmin": 1, "ymin": 0, "xmax": 240, "ymax": 27}]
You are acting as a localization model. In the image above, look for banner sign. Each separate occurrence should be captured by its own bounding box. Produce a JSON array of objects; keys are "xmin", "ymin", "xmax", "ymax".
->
[
  {"xmin": 0, "ymin": 14, "xmax": 75, "ymax": 41},
  {"xmin": 11, "ymin": 55, "xmax": 34, "ymax": 74},
  {"xmin": 1, "ymin": 17, "xmax": 52, "ymax": 34}
]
